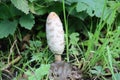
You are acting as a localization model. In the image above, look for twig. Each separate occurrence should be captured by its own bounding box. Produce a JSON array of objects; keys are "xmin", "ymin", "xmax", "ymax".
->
[
  {"xmin": 2, "ymin": 55, "xmax": 22, "ymax": 70},
  {"xmin": 8, "ymin": 40, "xmax": 17, "ymax": 63}
]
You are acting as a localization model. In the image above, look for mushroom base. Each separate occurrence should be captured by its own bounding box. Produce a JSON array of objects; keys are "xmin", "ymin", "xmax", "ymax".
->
[
  {"xmin": 55, "ymin": 54, "xmax": 62, "ymax": 61},
  {"xmin": 49, "ymin": 61, "xmax": 83, "ymax": 80}
]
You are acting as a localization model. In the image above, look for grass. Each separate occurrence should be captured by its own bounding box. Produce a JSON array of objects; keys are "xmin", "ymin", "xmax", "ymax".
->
[
  {"xmin": 62, "ymin": 0, "xmax": 69, "ymax": 62},
  {"xmin": 83, "ymin": 20, "xmax": 120, "ymax": 79}
]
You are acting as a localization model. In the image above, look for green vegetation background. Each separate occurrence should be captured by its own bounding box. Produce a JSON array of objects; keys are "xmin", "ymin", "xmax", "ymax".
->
[{"xmin": 0, "ymin": 0, "xmax": 120, "ymax": 80}]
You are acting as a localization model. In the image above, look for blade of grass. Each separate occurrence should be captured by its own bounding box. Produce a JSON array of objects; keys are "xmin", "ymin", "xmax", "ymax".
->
[
  {"xmin": 62, "ymin": 0, "xmax": 69, "ymax": 62},
  {"xmin": 107, "ymin": 46, "xmax": 116, "ymax": 80}
]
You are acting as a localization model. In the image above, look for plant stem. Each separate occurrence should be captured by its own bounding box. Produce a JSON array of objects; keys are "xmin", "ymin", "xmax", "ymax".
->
[
  {"xmin": 55, "ymin": 54, "xmax": 62, "ymax": 61},
  {"xmin": 62, "ymin": 0, "xmax": 69, "ymax": 62}
]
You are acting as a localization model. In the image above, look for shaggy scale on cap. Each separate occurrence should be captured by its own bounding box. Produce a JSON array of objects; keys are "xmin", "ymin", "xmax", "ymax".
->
[{"xmin": 46, "ymin": 12, "xmax": 65, "ymax": 55}]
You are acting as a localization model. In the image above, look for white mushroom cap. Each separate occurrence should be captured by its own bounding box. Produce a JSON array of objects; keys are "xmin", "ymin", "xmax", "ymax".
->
[{"xmin": 46, "ymin": 12, "xmax": 65, "ymax": 55}]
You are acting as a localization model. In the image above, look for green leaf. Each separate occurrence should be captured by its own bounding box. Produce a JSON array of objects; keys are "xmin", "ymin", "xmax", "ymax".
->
[
  {"xmin": 0, "ymin": 20, "xmax": 17, "ymax": 38},
  {"xmin": 31, "ymin": 52, "xmax": 43, "ymax": 62},
  {"xmin": 11, "ymin": 0, "xmax": 29, "ymax": 14},
  {"xmin": 90, "ymin": 66, "xmax": 105, "ymax": 75},
  {"xmin": 69, "ymin": 33, "xmax": 79, "ymax": 45},
  {"xmin": 74, "ymin": 0, "xmax": 117, "ymax": 25},
  {"xmin": 67, "ymin": 4, "xmax": 88, "ymax": 20},
  {"xmin": 93, "ymin": 0, "xmax": 105, "ymax": 17},
  {"xmin": 76, "ymin": 2, "xmax": 88, "ymax": 12},
  {"xmin": 25, "ymin": 64, "xmax": 50, "ymax": 80},
  {"xmin": 69, "ymin": 45, "xmax": 79, "ymax": 55},
  {"xmin": 0, "ymin": 4, "xmax": 11, "ymax": 19},
  {"xmin": 29, "ymin": 40, "xmax": 42, "ymax": 48},
  {"xmin": 35, "ymin": 5, "xmax": 47, "ymax": 15},
  {"xmin": 29, "ymin": 2, "xmax": 36, "ymax": 14},
  {"xmin": 76, "ymin": 0, "xmax": 95, "ymax": 17},
  {"xmin": 0, "ymin": 3, "xmax": 23, "ymax": 19},
  {"xmin": 9, "ymin": 4, "xmax": 23, "ymax": 17},
  {"xmin": 35, "ymin": 64, "xmax": 50, "ymax": 76},
  {"xmin": 76, "ymin": 0, "xmax": 105, "ymax": 17},
  {"xmin": 19, "ymin": 14, "xmax": 35, "ymax": 30}
]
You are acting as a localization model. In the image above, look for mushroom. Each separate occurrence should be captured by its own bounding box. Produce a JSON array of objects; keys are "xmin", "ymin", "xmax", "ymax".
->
[
  {"xmin": 46, "ymin": 12, "xmax": 65, "ymax": 61},
  {"xmin": 46, "ymin": 12, "xmax": 83, "ymax": 80}
]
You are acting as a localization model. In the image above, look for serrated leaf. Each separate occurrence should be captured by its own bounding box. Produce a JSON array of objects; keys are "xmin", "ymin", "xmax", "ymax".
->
[
  {"xmin": 76, "ymin": 0, "xmax": 95, "ymax": 17},
  {"xmin": 0, "ymin": 20, "xmax": 17, "ymax": 38},
  {"xmin": 19, "ymin": 14, "xmax": 35, "ymax": 30},
  {"xmin": 93, "ymin": 0, "xmax": 105, "ymax": 17},
  {"xmin": 76, "ymin": 0, "xmax": 105, "ymax": 17},
  {"xmin": 76, "ymin": 2, "xmax": 87, "ymax": 12},
  {"xmin": 9, "ymin": 4, "xmax": 23, "ymax": 17},
  {"xmin": 11, "ymin": 0, "xmax": 29, "ymax": 14}
]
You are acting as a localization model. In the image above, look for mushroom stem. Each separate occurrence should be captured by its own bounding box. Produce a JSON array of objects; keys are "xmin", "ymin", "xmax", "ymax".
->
[{"xmin": 55, "ymin": 54, "xmax": 62, "ymax": 61}]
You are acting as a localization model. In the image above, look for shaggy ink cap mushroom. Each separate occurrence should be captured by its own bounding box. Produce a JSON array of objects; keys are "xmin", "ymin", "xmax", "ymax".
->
[{"xmin": 46, "ymin": 12, "xmax": 65, "ymax": 61}]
